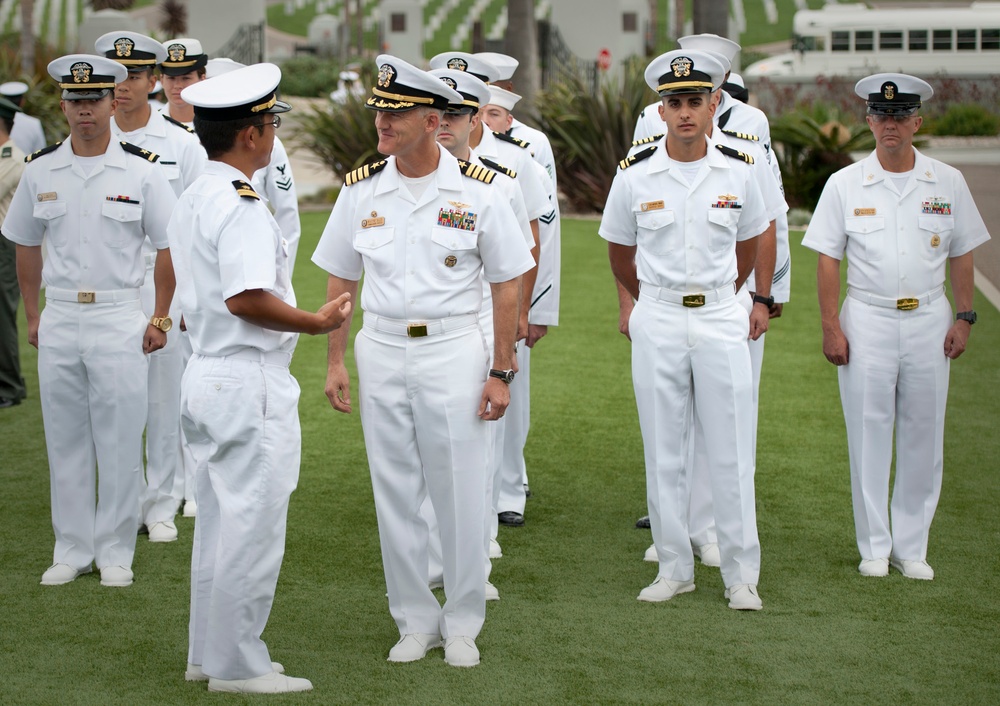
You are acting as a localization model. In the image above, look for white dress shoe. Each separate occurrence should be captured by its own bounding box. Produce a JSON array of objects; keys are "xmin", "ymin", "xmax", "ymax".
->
[
  {"xmin": 643, "ymin": 544, "xmax": 657, "ymax": 563},
  {"xmin": 444, "ymin": 636, "xmax": 480, "ymax": 667},
  {"xmin": 182, "ymin": 500, "xmax": 197, "ymax": 518},
  {"xmin": 489, "ymin": 538, "xmax": 503, "ymax": 559},
  {"xmin": 147, "ymin": 521, "xmax": 178, "ymax": 543},
  {"xmin": 186, "ymin": 661, "xmax": 284, "ymax": 681},
  {"xmin": 40, "ymin": 563, "xmax": 91, "ymax": 585},
  {"xmin": 694, "ymin": 543, "xmax": 721, "ymax": 567},
  {"xmin": 859, "ymin": 558, "xmax": 889, "ymax": 577},
  {"xmin": 100, "ymin": 566, "xmax": 134, "ymax": 587},
  {"xmin": 891, "ymin": 558, "xmax": 934, "ymax": 580},
  {"xmin": 208, "ymin": 670, "xmax": 312, "ymax": 693},
  {"xmin": 725, "ymin": 583, "xmax": 762, "ymax": 610},
  {"xmin": 637, "ymin": 576, "xmax": 695, "ymax": 602},
  {"xmin": 387, "ymin": 633, "xmax": 442, "ymax": 662},
  {"xmin": 485, "ymin": 581, "xmax": 500, "ymax": 601}
]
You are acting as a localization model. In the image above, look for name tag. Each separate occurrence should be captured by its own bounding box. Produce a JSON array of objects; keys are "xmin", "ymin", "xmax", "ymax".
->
[
  {"xmin": 361, "ymin": 216, "xmax": 385, "ymax": 228},
  {"xmin": 853, "ymin": 208, "xmax": 877, "ymax": 216},
  {"xmin": 37, "ymin": 192, "xmax": 58, "ymax": 202},
  {"xmin": 641, "ymin": 200, "xmax": 664, "ymax": 212}
]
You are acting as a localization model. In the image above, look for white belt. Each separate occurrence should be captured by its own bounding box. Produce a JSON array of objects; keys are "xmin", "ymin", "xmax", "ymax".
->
[
  {"xmin": 847, "ymin": 286, "xmax": 945, "ymax": 311},
  {"xmin": 363, "ymin": 312, "xmax": 479, "ymax": 338},
  {"xmin": 45, "ymin": 287, "xmax": 141, "ymax": 304},
  {"xmin": 640, "ymin": 284, "xmax": 736, "ymax": 308},
  {"xmin": 217, "ymin": 349, "xmax": 293, "ymax": 367},
  {"xmin": 144, "ymin": 252, "xmax": 157, "ymax": 269}
]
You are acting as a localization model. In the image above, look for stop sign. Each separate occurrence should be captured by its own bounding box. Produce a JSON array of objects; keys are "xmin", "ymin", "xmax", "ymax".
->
[{"xmin": 597, "ymin": 48, "xmax": 612, "ymax": 71}]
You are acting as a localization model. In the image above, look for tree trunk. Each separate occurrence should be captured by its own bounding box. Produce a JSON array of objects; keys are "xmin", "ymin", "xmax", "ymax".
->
[
  {"xmin": 505, "ymin": 0, "xmax": 539, "ymax": 119},
  {"xmin": 20, "ymin": 0, "xmax": 34, "ymax": 76},
  {"xmin": 692, "ymin": 0, "xmax": 728, "ymax": 38}
]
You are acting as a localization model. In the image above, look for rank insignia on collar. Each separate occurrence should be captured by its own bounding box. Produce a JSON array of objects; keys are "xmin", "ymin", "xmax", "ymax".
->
[
  {"xmin": 438, "ymin": 206, "xmax": 478, "ymax": 231},
  {"xmin": 866, "ymin": 174, "xmax": 874, "ymax": 181},
  {"xmin": 361, "ymin": 211, "xmax": 385, "ymax": 228},
  {"xmin": 1, "ymin": 146, "xmax": 11, "ymax": 158},
  {"xmin": 925, "ymin": 170, "xmax": 933, "ymax": 178}
]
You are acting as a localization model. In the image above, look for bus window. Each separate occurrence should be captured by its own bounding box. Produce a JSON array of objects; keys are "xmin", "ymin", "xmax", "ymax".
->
[
  {"xmin": 879, "ymin": 31, "xmax": 903, "ymax": 50},
  {"xmin": 909, "ymin": 29, "xmax": 928, "ymax": 50},
  {"xmin": 832, "ymin": 30, "xmax": 850, "ymax": 51},
  {"xmin": 933, "ymin": 29, "xmax": 953, "ymax": 50},
  {"xmin": 957, "ymin": 29, "xmax": 977, "ymax": 50},
  {"xmin": 856, "ymin": 30, "xmax": 874, "ymax": 51},
  {"xmin": 984, "ymin": 29, "xmax": 1000, "ymax": 49}
]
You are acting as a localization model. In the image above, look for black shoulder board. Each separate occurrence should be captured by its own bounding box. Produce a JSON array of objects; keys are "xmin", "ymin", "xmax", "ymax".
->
[
  {"xmin": 494, "ymin": 131, "xmax": 530, "ymax": 149},
  {"xmin": 716, "ymin": 144, "xmax": 754, "ymax": 165},
  {"xmin": 1, "ymin": 146, "xmax": 11, "ymax": 158},
  {"xmin": 24, "ymin": 142, "xmax": 62, "ymax": 163},
  {"xmin": 121, "ymin": 141, "xmax": 160, "ymax": 162},
  {"xmin": 619, "ymin": 145, "xmax": 657, "ymax": 171},
  {"xmin": 232, "ymin": 179, "xmax": 260, "ymax": 200},
  {"xmin": 163, "ymin": 114, "xmax": 196, "ymax": 134},
  {"xmin": 478, "ymin": 157, "xmax": 516, "ymax": 179},
  {"xmin": 632, "ymin": 133, "xmax": 663, "ymax": 147},
  {"xmin": 344, "ymin": 159, "xmax": 387, "ymax": 186},
  {"xmin": 721, "ymin": 129, "xmax": 759, "ymax": 142},
  {"xmin": 458, "ymin": 160, "xmax": 496, "ymax": 184}
]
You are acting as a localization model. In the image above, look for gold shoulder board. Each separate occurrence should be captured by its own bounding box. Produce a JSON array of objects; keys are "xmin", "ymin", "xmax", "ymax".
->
[
  {"xmin": 716, "ymin": 144, "xmax": 754, "ymax": 164},
  {"xmin": 494, "ymin": 131, "xmax": 530, "ymax": 149},
  {"xmin": 344, "ymin": 159, "xmax": 388, "ymax": 186},
  {"xmin": 631, "ymin": 133, "xmax": 663, "ymax": 147},
  {"xmin": 458, "ymin": 160, "xmax": 496, "ymax": 184},
  {"xmin": 24, "ymin": 142, "xmax": 62, "ymax": 163},
  {"xmin": 232, "ymin": 179, "xmax": 260, "ymax": 200},
  {"xmin": 163, "ymin": 114, "xmax": 196, "ymax": 134},
  {"xmin": 721, "ymin": 129, "xmax": 760, "ymax": 142},
  {"xmin": 619, "ymin": 145, "xmax": 657, "ymax": 171},
  {"xmin": 120, "ymin": 141, "xmax": 160, "ymax": 162},
  {"xmin": 478, "ymin": 157, "xmax": 516, "ymax": 179}
]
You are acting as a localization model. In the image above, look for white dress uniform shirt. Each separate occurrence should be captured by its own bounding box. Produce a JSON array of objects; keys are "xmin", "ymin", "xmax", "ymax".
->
[
  {"xmin": 111, "ymin": 111, "xmax": 206, "ymax": 198},
  {"xmin": 474, "ymin": 129, "xmax": 548, "ymax": 222},
  {"xmin": 252, "ymin": 135, "xmax": 301, "ymax": 276},
  {"xmin": 10, "ymin": 112, "xmax": 46, "ymax": 155},
  {"xmin": 509, "ymin": 117, "xmax": 557, "ymax": 190}
]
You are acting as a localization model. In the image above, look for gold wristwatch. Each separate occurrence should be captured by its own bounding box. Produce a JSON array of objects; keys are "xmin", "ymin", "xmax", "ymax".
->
[{"xmin": 150, "ymin": 316, "xmax": 173, "ymax": 332}]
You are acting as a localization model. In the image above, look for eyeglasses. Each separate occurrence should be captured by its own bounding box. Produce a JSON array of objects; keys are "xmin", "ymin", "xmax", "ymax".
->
[
  {"xmin": 869, "ymin": 114, "xmax": 916, "ymax": 124},
  {"xmin": 253, "ymin": 115, "xmax": 281, "ymax": 129}
]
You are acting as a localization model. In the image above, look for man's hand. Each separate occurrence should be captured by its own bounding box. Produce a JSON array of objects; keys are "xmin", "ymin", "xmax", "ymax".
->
[
  {"xmin": 526, "ymin": 324, "xmax": 548, "ymax": 348},
  {"xmin": 749, "ymin": 302, "xmax": 770, "ymax": 341},
  {"xmin": 618, "ymin": 297, "xmax": 634, "ymax": 341},
  {"xmin": 823, "ymin": 326, "xmax": 850, "ymax": 366},
  {"xmin": 478, "ymin": 377, "xmax": 510, "ymax": 421},
  {"xmin": 26, "ymin": 314, "xmax": 39, "ymax": 348},
  {"xmin": 769, "ymin": 302, "xmax": 783, "ymax": 319},
  {"xmin": 143, "ymin": 325, "xmax": 167, "ymax": 354},
  {"xmin": 325, "ymin": 362, "xmax": 352, "ymax": 413},
  {"xmin": 312, "ymin": 292, "xmax": 352, "ymax": 335},
  {"xmin": 516, "ymin": 310, "xmax": 529, "ymax": 342},
  {"xmin": 944, "ymin": 321, "xmax": 971, "ymax": 359}
]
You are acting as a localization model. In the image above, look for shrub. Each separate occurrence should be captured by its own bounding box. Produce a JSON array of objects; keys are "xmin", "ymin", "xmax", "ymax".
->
[
  {"xmin": 292, "ymin": 90, "xmax": 380, "ymax": 178},
  {"xmin": 278, "ymin": 55, "xmax": 343, "ymax": 98},
  {"xmin": 770, "ymin": 103, "xmax": 875, "ymax": 211},
  {"xmin": 0, "ymin": 33, "xmax": 68, "ymax": 145},
  {"xmin": 924, "ymin": 104, "xmax": 1000, "ymax": 137},
  {"xmin": 536, "ymin": 57, "xmax": 652, "ymax": 214}
]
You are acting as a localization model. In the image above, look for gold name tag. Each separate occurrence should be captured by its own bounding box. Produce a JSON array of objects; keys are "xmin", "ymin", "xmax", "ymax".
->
[
  {"xmin": 361, "ymin": 217, "xmax": 385, "ymax": 228},
  {"xmin": 853, "ymin": 208, "xmax": 877, "ymax": 216},
  {"xmin": 641, "ymin": 200, "xmax": 665, "ymax": 212},
  {"xmin": 37, "ymin": 192, "xmax": 58, "ymax": 202}
]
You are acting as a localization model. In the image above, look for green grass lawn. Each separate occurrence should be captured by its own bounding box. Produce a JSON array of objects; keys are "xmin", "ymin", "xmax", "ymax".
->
[{"xmin": 1, "ymin": 218, "xmax": 998, "ymax": 704}]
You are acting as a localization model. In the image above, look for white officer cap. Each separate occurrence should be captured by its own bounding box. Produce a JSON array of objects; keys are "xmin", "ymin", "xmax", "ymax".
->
[
  {"xmin": 181, "ymin": 63, "xmax": 291, "ymax": 121},
  {"xmin": 339, "ymin": 70, "xmax": 360, "ymax": 82},
  {"xmin": 95, "ymin": 31, "xmax": 167, "ymax": 71},
  {"xmin": 367, "ymin": 54, "xmax": 463, "ymax": 112},
  {"xmin": 727, "ymin": 72, "xmax": 745, "ymax": 89},
  {"xmin": 429, "ymin": 68, "xmax": 491, "ymax": 114},
  {"xmin": 485, "ymin": 85, "xmax": 521, "ymax": 112},
  {"xmin": 855, "ymin": 73, "xmax": 933, "ymax": 116},
  {"xmin": 645, "ymin": 50, "xmax": 725, "ymax": 96},
  {"xmin": 678, "ymin": 33, "xmax": 741, "ymax": 65},
  {"xmin": 0, "ymin": 81, "xmax": 29, "ymax": 98},
  {"xmin": 428, "ymin": 51, "xmax": 501, "ymax": 84},
  {"xmin": 205, "ymin": 57, "xmax": 246, "ymax": 79},
  {"xmin": 475, "ymin": 52, "xmax": 518, "ymax": 81},
  {"xmin": 48, "ymin": 54, "xmax": 127, "ymax": 101},
  {"xmin": 160, "ymin": 38, "xmax": 208, "ymax": 76}
]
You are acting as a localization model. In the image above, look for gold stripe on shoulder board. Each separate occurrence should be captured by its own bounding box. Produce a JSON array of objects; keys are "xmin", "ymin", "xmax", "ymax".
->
[
  {"xmin": 345, "ymin": 159, "xmax": 388, "ymax": 186},
  {"xmin": 631, "ymin": 133, "xmax": 663, "ymax": 147},
  {"xmin": 619, "ymin": 145, "xmax": 657, "ymax": 170},
  {"xmin": 458, "ymin": 160, "xmax": 496, "ymax": 184},
  {"xmin": 715, "ymin": 144, "xmax": 754, "ymax": 165},
  {"xmin": 721, "ymin": 129, "xmax": 759, "ymax": 142}
]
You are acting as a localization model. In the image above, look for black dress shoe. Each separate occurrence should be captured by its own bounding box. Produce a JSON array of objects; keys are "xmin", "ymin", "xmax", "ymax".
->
[
  {"xmin": 635, "ymin": 515, "xmax": 650, "ymax": 529},
  {"xmin": 498, "ymin": 511, "xmax": 524, "ymax": 527},
  {"xmin": 0, "ymin": 396, "xmax": 21, "ymax": 408},
  {"xmin": 523, "ymin": 483, "xmax": 532, "ymax": 499}
]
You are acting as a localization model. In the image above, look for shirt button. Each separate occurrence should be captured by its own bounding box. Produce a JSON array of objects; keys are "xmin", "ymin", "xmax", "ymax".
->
[{"xmin": 214, "ymin": 383, "xmax": 221, "ymax": 390}]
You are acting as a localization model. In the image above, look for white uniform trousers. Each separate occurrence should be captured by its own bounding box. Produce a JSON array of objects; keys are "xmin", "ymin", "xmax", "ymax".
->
[
  {"xmin": 497, "ymin": 343, "xmax": 530, "ymax": 514},
  {"xmin": 356, "ymin": 321, "xmax": 489, "ymax": 639},
  {"xmin": 837, "ymin": 294, "xmax": 950, "ymax": 562},
  {"xmin": 631, "ymin": 291, "xmax": 760, "ymax": 588},
  {"xmin": 688, "ymin": 320, "xmax": 765, "ymax": 549},
  {"xmin": 182, "ymin": 353, "xmax": 301, "ymax": 681},
  {"xmin": 38, "ymin": 298, "xmax": 148, "ymax": 571},
  {"xmin": 139, "ymin": 266, "xmax": 185, "ymax": 524},
  {"xmin": 172, "ymin": 330, "xmax": 197, "ymax": 507}
]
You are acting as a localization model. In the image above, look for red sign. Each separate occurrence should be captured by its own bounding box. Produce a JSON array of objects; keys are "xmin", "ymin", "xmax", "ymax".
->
[{"xmin": 597, "ymin": 48, "xmax": 612, "ymax": 71}]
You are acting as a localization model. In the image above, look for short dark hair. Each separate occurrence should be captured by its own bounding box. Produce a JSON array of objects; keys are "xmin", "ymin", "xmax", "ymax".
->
[
  {"xmin": 194, "ymin": 115, "xmax": 265, "ymax": 159},
  {"xmin": 0, "ymin": 116, "xmax": 13, "ymax": 134}
]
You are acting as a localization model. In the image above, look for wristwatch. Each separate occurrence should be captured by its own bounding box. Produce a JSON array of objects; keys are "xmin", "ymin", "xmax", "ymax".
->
[
  {"xmin": 956, "ymin": 310, "xmax": 977, "ymax": 325},
  {"xmin": 752, "ymin": 293, "xmax": 774, "ymax": 308},
  {"xmin": 489, "ymin": 368, "xmax": 516, "ymax": 384},
  {"xmin": 150, "ymin": 316, "xmax": 173, "ymax": 332}
]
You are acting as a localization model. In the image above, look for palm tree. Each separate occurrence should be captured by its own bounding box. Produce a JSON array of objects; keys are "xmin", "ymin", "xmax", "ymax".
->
[
  {"xmin": 20, "ymin": 0, "xmax": 34, "ymax": 75},
  {"xmin": 160, "ymin": 0, "xmax": 187, "ymax": 36},
  {"xmin": 506, "ymin": 0, "xmax": 539, "ymax": 115}
]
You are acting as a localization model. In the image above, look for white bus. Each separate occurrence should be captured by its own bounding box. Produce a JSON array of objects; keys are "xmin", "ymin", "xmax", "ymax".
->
[{"xmin": 745, "ymin": 2, "xmax": 1000, "ymax": 79}]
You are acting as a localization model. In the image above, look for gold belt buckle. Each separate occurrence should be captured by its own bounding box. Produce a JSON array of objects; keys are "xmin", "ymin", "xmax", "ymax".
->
[
  {"xmin": 407, "ymin": 324, "xmax": 428, "ymax": 338},
  {"xmin": 896, "ymin": 298, "xmax": 919, "ymax": 311},
  {"xmin": 682, "ymin": 294, "xmax": 706, "ymax": 308},
  {"xmin": 77, "ymin": 291, "xmax": 96, "ymax": 304}
]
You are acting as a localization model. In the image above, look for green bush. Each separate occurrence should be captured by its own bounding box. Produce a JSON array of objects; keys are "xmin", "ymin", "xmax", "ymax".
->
[
  {"xmin": 924, "ymin": 104, "xmax": 1000, "ymax": 137},
  {"xmin": 770, "ymin": 103, "xmax": 875, "ymax": 211},
  {"xmin": 0, "ymin": 33, "xmax": 69, "ymax": 145},
  {"xmin": 278, "ymin": 55, "xmax": 343, "ymax": 98},
  {"xmin": 292, "ymin": 90, "xmax": 380, "ymax": 178},
  {"xmin": 536, "ymin": 58, "xmax": 652, "ymax": 213}
]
